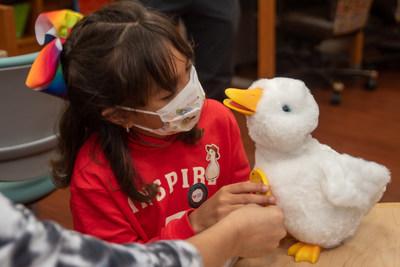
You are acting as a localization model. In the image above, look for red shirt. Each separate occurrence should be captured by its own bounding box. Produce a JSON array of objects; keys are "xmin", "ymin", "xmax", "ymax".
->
[{"xmin": 70, "ymin": 99, "xmax": 250, "ymax": 243}]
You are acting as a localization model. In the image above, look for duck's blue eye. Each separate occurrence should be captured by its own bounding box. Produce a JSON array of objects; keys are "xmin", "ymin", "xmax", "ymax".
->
[{"xmin": 282, "ymin": 105, "xmax": 291, "ymax": 112}]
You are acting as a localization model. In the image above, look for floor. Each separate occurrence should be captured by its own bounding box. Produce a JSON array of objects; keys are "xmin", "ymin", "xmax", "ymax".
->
[{"xmin": 36, "ymin": 70, "xmax": 400, "ymax": 230}]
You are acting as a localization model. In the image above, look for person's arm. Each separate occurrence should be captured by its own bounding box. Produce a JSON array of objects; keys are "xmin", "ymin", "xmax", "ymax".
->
[
  {"xmin": 188, "ymin": 204, "xmax": 287, "ymax": 267},
  {"xmin": 0, "ymin": 193, "xmax": 202, "ymax": 267},
  {"xmin": 0, "ymin": 193, "xmax": 286, "ymax": 267}
]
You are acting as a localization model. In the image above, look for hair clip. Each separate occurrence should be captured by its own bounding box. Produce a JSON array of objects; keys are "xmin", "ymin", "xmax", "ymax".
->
[{"xmin": 26, "ymin": 10, "xmax": 83, "ymax": 98}]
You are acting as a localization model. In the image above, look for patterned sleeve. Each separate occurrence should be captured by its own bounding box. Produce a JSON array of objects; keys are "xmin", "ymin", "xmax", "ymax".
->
[{"xmin": 0, "ymin": 194, "xmax": 202, "ymax": 267}]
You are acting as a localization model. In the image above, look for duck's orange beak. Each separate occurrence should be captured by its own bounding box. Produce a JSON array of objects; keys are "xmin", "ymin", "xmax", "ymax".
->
[{"xmin": 223, "ymin": 87, "xmax": 263, "ymax": 115}]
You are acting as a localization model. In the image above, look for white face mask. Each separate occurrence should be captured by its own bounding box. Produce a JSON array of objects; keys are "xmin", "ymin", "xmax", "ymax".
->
[{"xmin": 118, "ymin": 66, "xmax": 205, "ymax": 136}]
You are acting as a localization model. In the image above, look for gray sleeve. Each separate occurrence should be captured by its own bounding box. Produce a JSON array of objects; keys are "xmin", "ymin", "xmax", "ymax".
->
[{"xmin": 0, "ymin": 194, "xmax": 203, "ymax": 267}]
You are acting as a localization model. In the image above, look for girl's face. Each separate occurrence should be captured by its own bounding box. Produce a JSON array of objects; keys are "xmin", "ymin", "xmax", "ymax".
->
[{"xmin": 102, "ymin": 46, "xmax": 191, "ymax": 138}]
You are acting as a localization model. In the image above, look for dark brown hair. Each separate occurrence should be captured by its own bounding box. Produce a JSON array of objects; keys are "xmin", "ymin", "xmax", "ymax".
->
[{"xmin": 53, "ymin": 0, "xmax": 201, "ymax": 202}]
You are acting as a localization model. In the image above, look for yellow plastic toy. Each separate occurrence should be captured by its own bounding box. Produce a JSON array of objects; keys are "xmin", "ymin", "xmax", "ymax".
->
[{"xmin": 249, "ymin": 168, "xmax": 271, "ymax": 197}]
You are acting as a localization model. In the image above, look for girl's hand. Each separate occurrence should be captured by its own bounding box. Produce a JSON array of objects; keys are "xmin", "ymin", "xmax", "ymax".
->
[{"xmin": 189, "ymin": 181, "xmax": 276, "ymax": 233}]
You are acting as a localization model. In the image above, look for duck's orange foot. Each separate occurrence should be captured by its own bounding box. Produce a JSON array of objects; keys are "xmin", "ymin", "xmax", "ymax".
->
[{"xmin": 288, "ymin": 242, "xmax": 321, "ymax": 264}]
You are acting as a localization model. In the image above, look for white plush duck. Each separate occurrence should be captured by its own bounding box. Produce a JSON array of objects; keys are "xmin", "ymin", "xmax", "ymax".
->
[{"xmin": 224, "ymin": 78, "xmax": 390, "ymax": 263}]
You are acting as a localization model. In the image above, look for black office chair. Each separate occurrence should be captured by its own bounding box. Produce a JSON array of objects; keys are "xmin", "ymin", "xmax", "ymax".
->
[
  {"xmin": 364, "ymin": 0, "xmax": 400, "ymax": 68},
  {"xmin": 278, "ymin": 0, "xmax": 378, "ymax": 105}
]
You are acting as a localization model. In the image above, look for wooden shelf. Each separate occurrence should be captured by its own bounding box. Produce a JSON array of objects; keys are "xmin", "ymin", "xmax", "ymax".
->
[
  {"xmin": 0, "ymin": 0, "xmax": 71, "ymax": 56},
  {"xmin": 17, "ymin": 35, "xmax": 40, "ymax": 55}
]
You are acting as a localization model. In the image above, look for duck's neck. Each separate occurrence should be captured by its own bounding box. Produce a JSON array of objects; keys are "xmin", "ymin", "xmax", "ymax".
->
[{"xmin": 255, "ymin": 135, "xmax": 315, "ymax": 163}]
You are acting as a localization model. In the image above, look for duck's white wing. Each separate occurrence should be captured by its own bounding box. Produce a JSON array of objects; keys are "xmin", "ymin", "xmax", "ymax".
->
[{"xmin": 318, "ymin": 149, "xmax": 390, "ymax": 211}]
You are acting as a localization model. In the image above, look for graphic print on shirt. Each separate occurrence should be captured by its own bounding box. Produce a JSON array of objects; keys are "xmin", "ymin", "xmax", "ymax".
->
[
  {"xmin": 127, "ymin": 165, "xmax": 218, "ymax": 214},
  {"xmin": 205, "ymin": 144, "xmax": 221, "ymax": 185}
]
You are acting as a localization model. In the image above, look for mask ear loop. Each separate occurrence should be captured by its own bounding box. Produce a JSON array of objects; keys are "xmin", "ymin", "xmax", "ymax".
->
[{"xmin": 116, "ymin": 105, "xmax": 159, "ymax": 116}]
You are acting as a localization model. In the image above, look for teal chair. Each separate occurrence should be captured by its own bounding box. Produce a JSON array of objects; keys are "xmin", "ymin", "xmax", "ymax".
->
[{"xmin": 0, "ymin": 53, "xmax": 64, "ymax": 203}]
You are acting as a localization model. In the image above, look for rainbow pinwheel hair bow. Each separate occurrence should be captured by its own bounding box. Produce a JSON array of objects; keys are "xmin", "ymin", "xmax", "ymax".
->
[{"xmin": 26, "ymin": 10, "xmax": 83, "ymax": 98}]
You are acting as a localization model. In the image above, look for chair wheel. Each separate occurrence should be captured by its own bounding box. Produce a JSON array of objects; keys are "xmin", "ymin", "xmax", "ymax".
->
[
  {"xmin": 365, "ymin": 78, "xmax": 377, "ymax": 91},
  {"xmin": 330, "ymin": 92, "xmax": 341, "ymax": 105},
  {"xmin": 333, "ymin": 82, "xmax": 344, "ymax": 93}
]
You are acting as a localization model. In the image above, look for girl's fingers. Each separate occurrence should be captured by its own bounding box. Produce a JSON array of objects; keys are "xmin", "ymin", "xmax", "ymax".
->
[
  {"xmin": 267, "ymin": 196, "xmax": 277, "ymax": 205},
  {"xmin": 219, "ymin": 197, "xmax": 277, "ymax": 218},
  {"xmin": 226, "ymin": 181, "xmax": 269, "ymax": 194},
  {"xmin": 230, "ymin": 193, "xmax": 270, "ymax": 205}
]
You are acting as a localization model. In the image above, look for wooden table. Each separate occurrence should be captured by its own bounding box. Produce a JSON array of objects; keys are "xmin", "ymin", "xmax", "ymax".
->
[{"xmin": 235, "ymin": 203, "xmax": 400, "ymax": 267}]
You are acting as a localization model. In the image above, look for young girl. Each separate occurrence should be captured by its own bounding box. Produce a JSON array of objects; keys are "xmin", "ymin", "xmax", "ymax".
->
[{"xmin": 42, "ymin": 1, "xmax": 276, "ymax": 244}]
